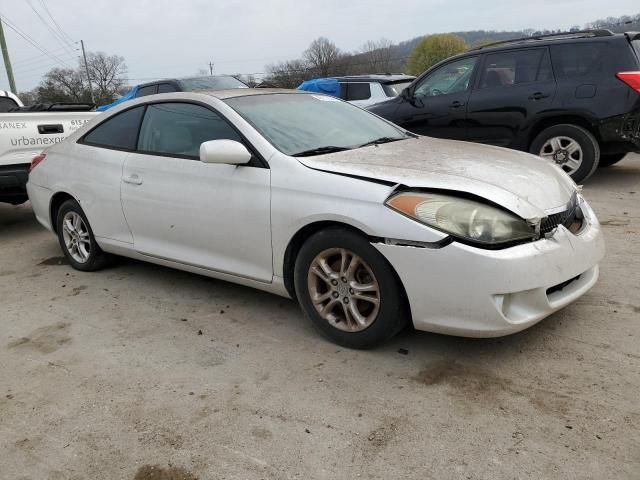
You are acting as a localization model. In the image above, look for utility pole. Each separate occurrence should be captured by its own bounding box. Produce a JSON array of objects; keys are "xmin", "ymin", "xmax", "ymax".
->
[
  {"xmin": 80, "ymin": 40, "xmax": 95, "ymax": 104},
  {"xmin": 0, "ymin": 19, "xmax": 17, "ymax": 94},
  {"xmin": 208, "ymin": 61, "xmax": 214, "ymax": 76}
]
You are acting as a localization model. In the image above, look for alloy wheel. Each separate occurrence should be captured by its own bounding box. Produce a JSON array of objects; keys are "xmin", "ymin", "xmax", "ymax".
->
[
  {"xmin": 539, "ymin": 136, "xmax": 583, "ymax": 175},
  {"xmin": 307, "ymin": 248, "xmax": 381, "ymax": 332},
  {"xmin": 61, "ymin": 211, "xmax": 91, "ymax": 263}
]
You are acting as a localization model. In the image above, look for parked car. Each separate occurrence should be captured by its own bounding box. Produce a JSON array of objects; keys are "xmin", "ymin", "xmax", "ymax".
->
[
  {"xmin": 97, "ymin": 75, "xmax": 248, "ymax": 111},
  {"xmin": 0, "ymin": 90, "xmax": 24, "ymax": 112},
  {"xmin": 27, "ymin": 89, "xmax": 604, "ymax": 348},
  {"xmin": 368, "ymin": 30, "xmax": 640, "ymax": 183},
  {"xmin": 0, "ymin": 102, "xmax": 98, "ymax": 205},
  {"xmin": 298, "ymin": 74, "xmax": 415, "ymax": 107}
]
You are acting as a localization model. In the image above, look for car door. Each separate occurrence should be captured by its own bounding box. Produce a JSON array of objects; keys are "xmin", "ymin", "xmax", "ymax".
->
[
  {"xmin": 74, "ymin": 106, "xmax": 146, "ymax": 244},
  {"xmin": 466, "ymin": 48, "xmax": 556, "ymax": 148},
  {"xmin": 120, "ymin": 101, "xmax": 272, "ymax": 282},
  {"xmin": 393, "ymin": 56, "xmax": 478, "ymax": 139}
]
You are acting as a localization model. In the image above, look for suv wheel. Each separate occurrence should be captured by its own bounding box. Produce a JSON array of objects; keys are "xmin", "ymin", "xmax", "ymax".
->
[
  {"xmin": 598, "ymin": 153, "xmax": 627, "ymax": 168},
  {"xmin": 294, "ymin": 227, "xmax": 407, "ymax": 349},
  {"xmin": 56, "ymin": 199, "xmax": 110, "ymax": 271},
  {"xmin": 530, "ymin": 124, "xmax": 600, "ymax": 183}
]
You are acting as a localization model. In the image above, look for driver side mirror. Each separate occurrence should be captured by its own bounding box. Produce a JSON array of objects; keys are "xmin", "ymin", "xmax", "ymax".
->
[{"xmin": 200, "ymin": 140, "xmax": 251, "ymax": 165}]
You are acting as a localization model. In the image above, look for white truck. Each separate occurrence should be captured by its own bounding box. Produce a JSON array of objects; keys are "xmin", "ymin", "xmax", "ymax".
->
[{"xmin": 0, "ymin": 92, "xmax": 98, "ymax": 205}]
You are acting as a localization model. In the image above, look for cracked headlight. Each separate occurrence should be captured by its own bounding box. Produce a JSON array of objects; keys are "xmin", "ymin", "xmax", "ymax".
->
[{"xmin": 386, "ymin": 192, "xmax": 537, "ymax": 246}]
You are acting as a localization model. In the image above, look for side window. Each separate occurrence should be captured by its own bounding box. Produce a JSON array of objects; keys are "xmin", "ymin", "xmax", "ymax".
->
[
  {"xmin": 82, "ymin": 106, "xmax": 145, "ymax": 150},
  {"xmin": 344, "ymin": 83, "xmax": 371, "ymax": 101},
  {"xmin": 551, "ymin": 43, "xmax": 606, "ymax": 79},
  {"xmin": 414, "ymin": 57, "xmax": 478, "ymax": 98},
  {"xmin": 0, "ymin": 97, "xmax": 18, "ymax": 112},
  {"xmin": 137, "ymin": 102, "xmax": 242, "ymax": 158},
  {"xmin": 137, "ymin": 85, "xmax": 158, "ymax": 97},
  {"xmin": 480, "ymin": 49, "xmax": 552, "ymax": 88},
  {"xmin": 157, "ymin": 83, "xmax": 178, "ymax": 94}
]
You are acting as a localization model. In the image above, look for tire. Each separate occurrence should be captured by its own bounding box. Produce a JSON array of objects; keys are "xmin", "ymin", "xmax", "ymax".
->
[
  {"xmin": 598, "ymin": 153, "xmax": 627, "ymax": 168},
  {"xmin": 55, "ymin": 199, "xmax": 110, "ymax": 271},
  {"xmin": 529, "ymin": 124, "xmax": 600, "ymax": 183},
  {"xmin": 294, "ymin": 227, "xmax": 408, "ymax": 349}
]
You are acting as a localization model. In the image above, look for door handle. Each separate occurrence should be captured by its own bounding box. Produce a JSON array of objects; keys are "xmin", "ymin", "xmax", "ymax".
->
[
  {"xmin": 37, "ymin": 124, "xmax": 64, "ymax": 134},
  {"xmin": 528, "ymin": 92, "xmax": 549, "ymax": 100},
  {"xmin": 123, "ymin": 174, "xmax": 143, "ymax": 185},
  {"xmin": 449, "ymin": 101, "xmax": 465, "ymax": 109}
]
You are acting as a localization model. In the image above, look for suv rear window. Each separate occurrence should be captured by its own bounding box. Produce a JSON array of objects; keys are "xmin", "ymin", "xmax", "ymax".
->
[
  {"xmin": 633, "ymin": 40, "xmax": 640, "ymax": 62},
  {"xmin": 137, "ymin": 85, "xmax": 158, "ymax": 97},
  {"xmin": 551, "ymin": 43, "xmax": 606, "ymax": 79},
  {"xmin": 341, "ymin": 83, "xmax": 371, "ymax": 101}
]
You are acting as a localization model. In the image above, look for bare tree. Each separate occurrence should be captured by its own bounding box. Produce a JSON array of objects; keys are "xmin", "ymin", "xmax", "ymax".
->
[
  {"xmin": 83, "ymin": 52, "xmax": 127, "ymax": 104},
  {"xmin": 303, "ymin": 37, "xmax": 342, "ymax": 77},
  {"xmin": 360, "ymin": 38, "xmax": 394, "ymax": 73},
  {"xmin": 265, "ymin": 59, "xmax": 310, "ymax": 88},
  {"xmin": 35, "ymin": 67, "xmax": 89, "ymax": 103}
]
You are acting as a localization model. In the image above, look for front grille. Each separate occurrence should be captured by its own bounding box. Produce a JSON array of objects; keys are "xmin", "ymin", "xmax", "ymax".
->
[{"xmin": 540, "ymin": 193, "xmax": 580, "ymax": 236}]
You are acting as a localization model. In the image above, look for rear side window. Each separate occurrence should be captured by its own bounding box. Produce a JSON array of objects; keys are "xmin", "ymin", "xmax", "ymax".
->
[
  {"xmin": 137, "ymin": 85, "xmax": 158, "ymax": 97},
  {"xmin": 551, "ymin": 43, "xmax": 606, "ymax": 79},
  {"xmin": 82, "ymin": 106, "xmax": 145, "ymax": 150},
  {"xmin": 0, "ymin": 97, "xmax": 18, "ymax": 112},
  {"xmin": 342, "ymin": 83, "xmax": 372, "ymax": 101},
  {"xmin": 157, "ymin": 83, "xmax": 178, "ymax": 93},
  {"xmin": 480, "ymin": 49, "xmax": 552, "ymax": 88},
  {"xmin": 137, "ymin": 102, "xmax": 242, "ymax": 158}
]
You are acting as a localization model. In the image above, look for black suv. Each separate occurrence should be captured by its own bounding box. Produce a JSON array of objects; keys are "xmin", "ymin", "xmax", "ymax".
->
[{"xmin": 368, "ymin": 30, "xmax": 640, "ymax": 182}]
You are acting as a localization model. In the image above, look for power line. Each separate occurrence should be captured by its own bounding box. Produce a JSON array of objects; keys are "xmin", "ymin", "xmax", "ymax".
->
[
  {"xmin": 37, "ymin": 0, "xmax": 76, "ymax": 45},
  {"xmin": 0, "ymin": 12, "xmax": 72, "ymax": 69},
  {"xmin": 24, "ymin": 0, "xmax": 76, "ymax": 56},
  {"xmin": 12, "ymin": 45, "xmax": 76, "ymax": 67}
]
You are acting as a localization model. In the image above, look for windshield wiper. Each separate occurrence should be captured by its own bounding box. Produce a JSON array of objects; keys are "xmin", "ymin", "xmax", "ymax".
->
[
  {"xmin": 292, "ymin": 146, "xmax": 351, "ymax": 157},
  {"xmin": 357, "ymin": 136, "xmax": 404, "ymax": 148}
]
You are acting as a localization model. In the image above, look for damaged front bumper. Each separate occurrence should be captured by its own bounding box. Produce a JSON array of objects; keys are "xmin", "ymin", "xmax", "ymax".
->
[{"xmin": 373, "ymin": 199, "xmax": 605, "ymax": 337}]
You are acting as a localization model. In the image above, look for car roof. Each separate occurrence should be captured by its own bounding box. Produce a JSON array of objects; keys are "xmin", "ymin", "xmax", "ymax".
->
[
  {"xmin": 195, "ymin": 88, "xmax": 303, "ymax": 100},
  {"xmin": 468, "ymin": 29, "xmax": 629, "ymax": 53},
  {"xmin": 137, "ymin": 74, "xmax": 240, "ymax": 89},
  {"xmin": 333, "ymin": 74, "xmax": 415, "ymax": 83}
]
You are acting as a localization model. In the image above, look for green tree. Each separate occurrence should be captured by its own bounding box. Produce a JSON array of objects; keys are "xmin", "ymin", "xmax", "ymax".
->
[{"xmin": 406, "ymin": 34, "xmax": 467, "ymax": 75}]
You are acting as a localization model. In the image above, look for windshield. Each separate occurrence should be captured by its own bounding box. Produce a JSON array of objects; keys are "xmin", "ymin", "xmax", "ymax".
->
[
  {"xmin": 225, "ymin": 93, "xmax": 408, "ymax": 156},
  {"xmin": 633, "ymin": 40, "xmax": 640, "ymax": 62},
  {"xmin": 178, "ymin": 76, "xmax": 248, "ymax": 91},
  {"xmin": 382, "ymin": 81, "xmax": 413, "ymax": 97}
]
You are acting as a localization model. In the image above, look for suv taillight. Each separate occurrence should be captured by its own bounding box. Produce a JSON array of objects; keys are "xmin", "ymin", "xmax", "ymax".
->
[
  {"xmin": 30, "ymin": 154, "xmax": 46, "ymax": 172},
  {"xmin": 616, "ymin": 71, "xmax": 640, "ymax": 93}
]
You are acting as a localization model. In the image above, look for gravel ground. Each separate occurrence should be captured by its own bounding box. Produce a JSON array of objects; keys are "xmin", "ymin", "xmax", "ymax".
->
[{"xmin": 1, "ymin": 155, "xmax": 639, "ymax": 480}]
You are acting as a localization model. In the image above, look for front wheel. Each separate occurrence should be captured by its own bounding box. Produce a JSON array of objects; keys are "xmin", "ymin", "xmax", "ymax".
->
[
  {"xmin": 294, "ymin": 227, "xmax": 408, "ymax": 349},
  {"xmin": 56, "ymin": 199, "xmax": 110, "ymax": 271},
  {"xmin": 530, "ymin": 124, "xmax": 600, "ymax": 183}
]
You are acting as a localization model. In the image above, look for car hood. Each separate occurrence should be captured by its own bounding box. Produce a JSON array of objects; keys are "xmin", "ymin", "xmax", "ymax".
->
[{"xmin": 296, "ymin": 137, "xmax": 576, "ymax": 219}]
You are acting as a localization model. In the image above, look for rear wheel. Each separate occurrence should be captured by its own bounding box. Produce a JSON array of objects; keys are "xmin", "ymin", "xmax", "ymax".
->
[
  {"xmin": 598, "ymin": 153, "xmax": 627, "ymax": 168},
  {"xmin": 530, "ymin": 124, "xmax": 599, "ymax": 183},
  {"xmin": 56, "ymin": 199, "xmax": 110, "ymax": 271},
  {"xmin": 294, "ymin": 227, "xmax": 408, "ymax": 349}
]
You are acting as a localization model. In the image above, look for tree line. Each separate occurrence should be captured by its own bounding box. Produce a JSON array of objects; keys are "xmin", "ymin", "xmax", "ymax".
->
[
  {"xmin": 17, "ymin": 12, "xmax": 639, "ymax": 103},
  {"xmin": 18, "ymin": 52, "xmax": 127, "ymax": 106}
]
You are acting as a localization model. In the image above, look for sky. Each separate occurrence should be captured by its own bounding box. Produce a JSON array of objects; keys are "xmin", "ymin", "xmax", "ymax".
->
[{"xmin": 0, "ymin": 0, "xmax": 638, "ymax": 93}]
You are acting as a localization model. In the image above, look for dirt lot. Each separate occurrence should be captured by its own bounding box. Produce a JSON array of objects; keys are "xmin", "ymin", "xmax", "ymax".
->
[{"xmin": 1, "ymin": 155, "xmax": 639, "ymax": 480}]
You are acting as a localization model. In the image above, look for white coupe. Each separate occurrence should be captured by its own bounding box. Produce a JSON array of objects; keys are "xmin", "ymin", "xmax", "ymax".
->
[{"xmin": 27, "ymin": 89, "xmax": 605, "ymax": 348}]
